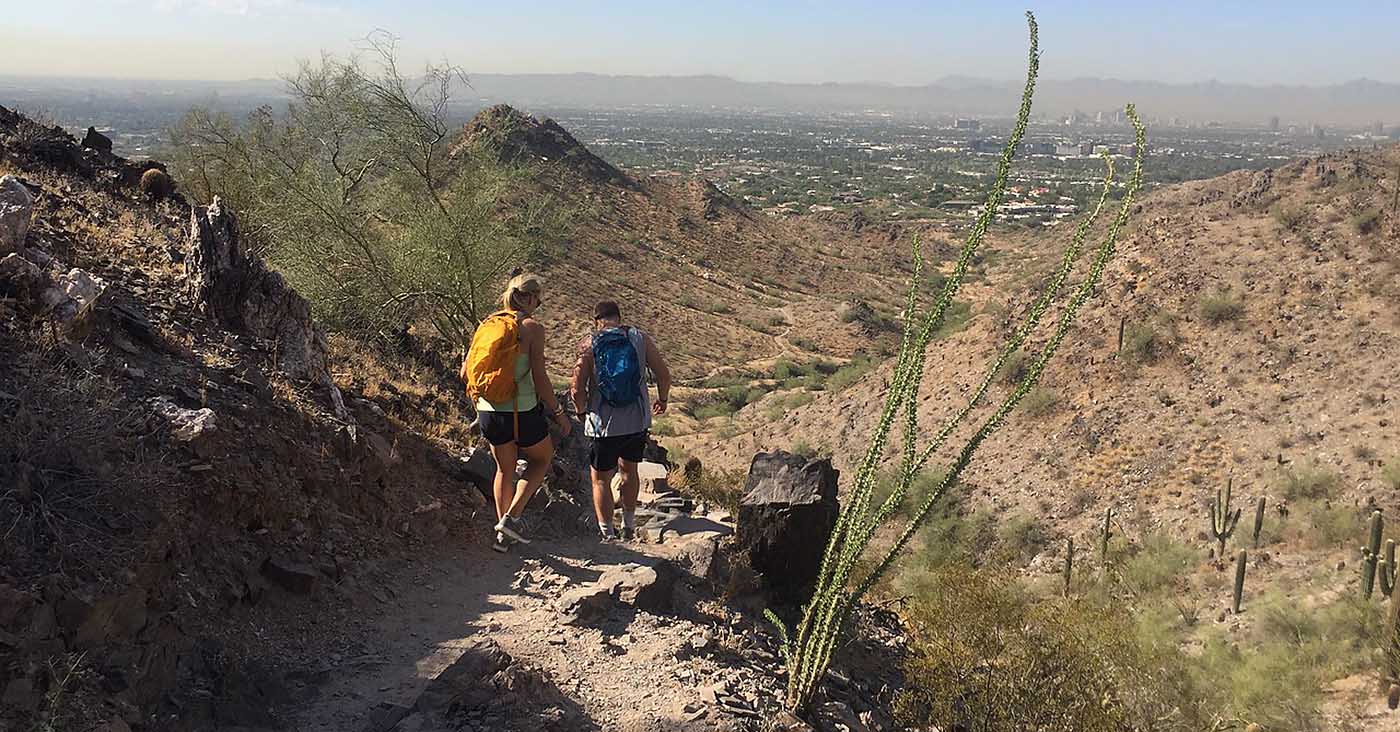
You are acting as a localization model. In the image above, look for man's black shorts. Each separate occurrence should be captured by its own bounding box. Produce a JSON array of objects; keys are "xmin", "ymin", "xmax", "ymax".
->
[
  {"xmin": 590, "ymin": 431, "xmax": 647, "ymax": 472},
  {"xmin": 479, "ymin": 404, "xmax": 550, "ymax": 448}
]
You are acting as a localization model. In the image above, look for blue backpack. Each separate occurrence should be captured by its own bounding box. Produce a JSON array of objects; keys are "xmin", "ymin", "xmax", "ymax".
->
[{"xmin": 593, "ymin": 327, "xmax": 642, "ymax": 407}]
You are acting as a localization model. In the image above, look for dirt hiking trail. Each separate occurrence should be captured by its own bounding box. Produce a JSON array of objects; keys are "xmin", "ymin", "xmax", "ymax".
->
[{"xmin": 285, "ymin": 521, "xmax": 787, "ymax": 732}]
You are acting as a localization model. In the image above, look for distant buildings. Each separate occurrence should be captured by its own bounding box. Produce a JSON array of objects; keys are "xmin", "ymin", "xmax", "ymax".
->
[
  {"xmin": 1373, "ymin": 121, "xmax": 1386, "ymax": 136},
  {"xmin": 954, "ymin": 118, "xmax": 981, "ymax": 131},
  {"xmin": 1269, "ymin": 116, "xmax": 1280, "ymax": 132}
]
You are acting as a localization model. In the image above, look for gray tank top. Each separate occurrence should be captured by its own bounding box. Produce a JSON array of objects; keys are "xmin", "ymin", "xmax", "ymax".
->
[{"xmin": 584, "ymin": 326, "xmax": 651, "ymax": 438}]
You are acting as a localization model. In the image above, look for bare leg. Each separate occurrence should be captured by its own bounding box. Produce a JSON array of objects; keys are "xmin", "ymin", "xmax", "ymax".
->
[
  {"xmin": 591, "ymin": 468, "xmax": 617, "ymax": 526},
  {"xmin": 506, "ymin": 437, "xmax": 554, "ymax": 518},
  {"xmin": 487, "ymin": 441, "xmax": 519, "ymax": 522},
  {"xmin": 618, "ymin": 460, "xmax": 641, "ymax": 516}
]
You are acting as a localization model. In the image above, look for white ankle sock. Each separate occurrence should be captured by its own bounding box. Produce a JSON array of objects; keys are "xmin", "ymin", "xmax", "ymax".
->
[{"xmin": 599, "ymin": 521, "xmax": 615, "ymax": 536}]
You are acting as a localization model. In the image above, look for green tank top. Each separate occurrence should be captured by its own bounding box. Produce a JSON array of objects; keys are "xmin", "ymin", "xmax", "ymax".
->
[{"xmin": 475, "ymin": 352, "xmax": 539, "ymax": 412}]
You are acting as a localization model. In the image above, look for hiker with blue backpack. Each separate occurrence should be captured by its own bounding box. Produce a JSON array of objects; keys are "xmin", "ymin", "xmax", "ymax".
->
[{"xmin": 570, "ymin": 300, "xmax": 672, "ymax": 541}]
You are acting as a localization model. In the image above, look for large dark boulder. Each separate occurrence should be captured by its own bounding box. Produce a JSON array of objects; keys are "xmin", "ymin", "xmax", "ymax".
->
[
  {"xmin": 734, "ymin": 451, "xmax": 839, "ymax": 607},
  {"xmin": 81, "ymin": 126, "xmax": 113, "ymax": 154}
]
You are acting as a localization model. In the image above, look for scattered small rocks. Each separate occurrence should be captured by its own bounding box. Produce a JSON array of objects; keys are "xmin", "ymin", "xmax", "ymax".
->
[{"xmin": 150, "ymin": 396, "xmax": 217, "ymax": 441}]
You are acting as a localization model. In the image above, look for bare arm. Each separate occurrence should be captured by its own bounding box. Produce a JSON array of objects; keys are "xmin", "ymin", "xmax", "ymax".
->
[
  {"xmin": 523, "ymin": 320, "xmax": 564, "ymax": 417},
  {"xmin": 570, "ymin": 342, "xmax": 593, "ymax": 416},
  {"xmin": 645, "ymin": 334, "xmax": 671, "ymax": 414}
]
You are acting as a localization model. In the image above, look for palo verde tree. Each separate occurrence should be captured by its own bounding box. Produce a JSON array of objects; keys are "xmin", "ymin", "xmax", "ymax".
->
[
  {"xmin": 167, "ymin": 32, "xmax": 571, "ymax": 346},
  {"xmin": 767, "ymin": 12, "xmax": 1148, "ymax": 712}
]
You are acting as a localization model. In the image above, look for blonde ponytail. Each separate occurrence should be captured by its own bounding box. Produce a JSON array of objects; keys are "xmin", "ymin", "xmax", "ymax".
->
[{"xmin": 501, "ymin": 273, "xmax": 543, "ymax": 312}]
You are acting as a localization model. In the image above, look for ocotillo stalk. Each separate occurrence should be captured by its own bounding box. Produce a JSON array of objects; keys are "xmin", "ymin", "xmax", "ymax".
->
[
  {"xmin": 1381, "ymin": 539, "xmax": 1398, "ymax": 598},
  {"xmin": 1363, "ymin": 510, "xmax": 1384, "ymax": 599},
  {"xmin": 1100, "ymin": 507, "xmax": 1113, "ymax": 564},
  {"xmin": 1232, "ymin": 549, "xmax": 1248, "ymax": 613},
  {"xmin": 1251, "ymin": 496, "xmax": 1267, "ymax": 547},
  {"xmin": 1209, "ymin": 477, "xmax": 1243, "ymax": 558},
  {"xmin": 1063, "ymin": 538, "xmax": 1074, "ymax": 597}
]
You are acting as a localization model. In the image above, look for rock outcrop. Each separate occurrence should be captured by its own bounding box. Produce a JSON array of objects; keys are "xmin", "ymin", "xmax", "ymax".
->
[
  {"xmin": 0, "ymin": 247, "xmax": 107, "ymax": 333},
  {"xmin": 734, "ymin": 451, "xmax": 840, "ymax": 607},
  {"xmin": 456, "ymin": 104, "xmax": 631, "ymax": 187},
  {"xmin": 186, "ymin": 198, "xmax": 331, "ymax": 385},
  {"xmin": 81, "ymin": 126, "xmax": 113, "ymax": 154},
  {"xmin": 0, "ymin": 174, "xmax": 34, "ymax": 255}
]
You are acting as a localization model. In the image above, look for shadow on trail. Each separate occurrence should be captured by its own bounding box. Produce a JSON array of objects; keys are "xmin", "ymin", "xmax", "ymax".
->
[{"xmin": 283, "ymin": 531, "xmax": 662, "ymax": 732}]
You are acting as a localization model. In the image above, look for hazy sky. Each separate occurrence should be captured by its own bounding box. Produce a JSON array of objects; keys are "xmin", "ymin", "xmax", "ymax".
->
[{"xmin": 4, "ymin": 0, "xmax": 1398, "ymax": 86}]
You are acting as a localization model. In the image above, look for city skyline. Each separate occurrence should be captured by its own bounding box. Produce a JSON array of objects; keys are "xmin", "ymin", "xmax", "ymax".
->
[{"xmin": 4, "ymin": 1, "xmax": 1400, "ymax": 86}]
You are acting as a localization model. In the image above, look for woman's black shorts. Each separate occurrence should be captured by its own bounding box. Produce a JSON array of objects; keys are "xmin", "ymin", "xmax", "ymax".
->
[{"xmin": 478, "ymin": 405, "xmax": 550, "ymax": 448}]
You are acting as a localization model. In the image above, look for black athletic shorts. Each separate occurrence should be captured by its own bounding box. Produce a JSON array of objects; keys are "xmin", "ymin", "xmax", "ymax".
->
[
  {"xmin": 589, "ymin": 431, "xmax": 647, "ymax": 472},
  {"xmin": 479, "ymin": 404, "xmax": 550, "ymax": 448}
]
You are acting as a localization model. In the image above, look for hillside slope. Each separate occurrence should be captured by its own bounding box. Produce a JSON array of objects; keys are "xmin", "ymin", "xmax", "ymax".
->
[
  {"xmin": 457, "ymin": 105, "xmax": 923, "ymax": 383},
  {"xmin": 0, "ymin": 106, "xmax": 503, "ymax": 728},
  {"xmin": 683, "ymin": 145, "xmax": 1400, "ymax": 551}
]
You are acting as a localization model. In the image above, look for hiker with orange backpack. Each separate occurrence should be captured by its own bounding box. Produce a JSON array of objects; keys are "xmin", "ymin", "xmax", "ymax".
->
[
  {"xmin": 569, "ymin": 300, "xmax": 671, "ymax": 542},
  {"xmin": 461, "ymin": 274, "xmax": 571, "ymax": 553}
]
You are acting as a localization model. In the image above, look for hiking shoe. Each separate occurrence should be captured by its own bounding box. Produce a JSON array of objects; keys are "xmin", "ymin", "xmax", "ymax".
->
[
  {"xmin": 491, "ymin": 531, "xmax": 510, "ymax": 553},
  {"xmin": 496, "ymin": 515, "xmax": 531, "ymax": 545},
  {"xmin": 620, "ymin": 525, "xmax": 636, "ymax": 543},
  {"xmin": 600, "ymin": 525, "xmax": 620, "ymax": 542}
]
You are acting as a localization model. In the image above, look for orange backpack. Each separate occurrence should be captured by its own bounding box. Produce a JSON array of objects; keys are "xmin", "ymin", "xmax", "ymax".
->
[{"xmin": 462, "ymin": 311, "xmax": 522, "ymax": 404}]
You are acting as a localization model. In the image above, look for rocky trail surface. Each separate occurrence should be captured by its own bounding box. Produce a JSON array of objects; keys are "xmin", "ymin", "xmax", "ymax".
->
[{"xmin": 284, "ymin": 525, "xmax": 793, "ymax": 732}]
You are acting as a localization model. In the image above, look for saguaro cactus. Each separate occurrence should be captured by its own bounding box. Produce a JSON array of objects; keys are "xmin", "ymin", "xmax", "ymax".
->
[
  {"xmin": 1209, "ymin": 477, "xmax": 1243, "ymax": 558},
  {"xmin": 1251, "ymin": 496, "xmax": 1267, "ymax": 547},
  {"xmin": 1100, "ymin": 507, "xmax": 1114, "ymax": 563},
  {"xmin": 1233, "ymin": 549, "xmax": 1248, "ymax": 613},
  {"xmin": 1380, "ymin": 539, "xmax": 1397, "ymax": 598},
  {"xmin": 1363, "ymin": 510, "xmax": 1385, "ymax": 599},
  {"xmin": 1063, "ymin": 537, "xmax": 1074, "ymax": 597}
]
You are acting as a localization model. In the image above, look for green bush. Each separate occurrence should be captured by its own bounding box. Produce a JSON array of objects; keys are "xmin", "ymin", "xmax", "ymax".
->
[
  {"xmin": 896, "ymin": 566, "xmax": 1208, "ymax": 732},
  {"xmin": 1274, "ymin": 205, "xmax": 1307, "ymax": 231},
  {"xmin": 825, "ymin": 357, "xmax": 876, "ymax": 392},
  {"xmin": 996, "ymin": 349, "xmax": 1033, "ymax": 386},
  {"xmin": 995, "ymin": 513, "xmax": 1050, "ymax": 565},
  {"xmin": 1198, "ymin": 288, "xmax": 1246, "ymax": 324},
  {"xmin": 674, "ymin": 466, "xmax": 746, "ymax": 512},
  {"xmin": 1118, "ymin": 534, "xmax": 1197, "ymax": 595},
  {"xmin": 1280, "ymin": 464, "xmax": 1340, "ymax": 501},
  {"xmin": 167, "ymin": 43, "xmax": 573, "ymax": 345},
  {"xmin": 1381, "ymin": 458, "xmax": 1400, "ymax": 491},
  {"xmin": 1287, "ymin": 499, "xmax": 1359, "ymax": 549},
  {"xmin": 764, "ymin": 391, "xmax": 813, "ymax": 420},
  {"xmin": 1121, "ymin": 319, "xmax": 1176, "ymax": 365},
  {"xmin": 1352, "ymin": 208, "xmax": 1382, "ymax": 235},
  {"xmin": 1020, "ymin": 386, "xmax": 1060, "ymax": 417}
]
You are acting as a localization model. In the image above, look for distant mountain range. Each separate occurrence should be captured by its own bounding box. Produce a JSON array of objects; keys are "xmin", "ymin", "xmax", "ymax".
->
[{"xmin": 5, "ymin": 73, "xmax": 1400, "ymax": 127}]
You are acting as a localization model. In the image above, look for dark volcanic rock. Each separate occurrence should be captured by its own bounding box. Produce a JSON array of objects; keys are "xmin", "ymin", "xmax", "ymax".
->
[
  {"xmin": 260, "ymin": 556, "xmax": 319, "ymax": 594},
  {"xmin": 734, "ymin": 451, "xmax": 839, "ymax": 607},
  {"xmin": 82, "ymin": 126, "xmax": 114, "ymax": 153},
  {"xmin": 185, "ymin": 198, "xmax": 344, "ymax": 421},
  {"xmin": 392, "ymin": 639, "xmax": 582, "ymax": 731}
]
